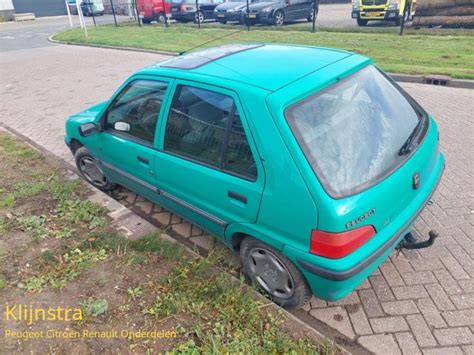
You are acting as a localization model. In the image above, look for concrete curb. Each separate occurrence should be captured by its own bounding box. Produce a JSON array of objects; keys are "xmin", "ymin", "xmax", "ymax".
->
[
  {"xmin": 48, "ymin": 35, "xmax": 178, "ymax": 57},
  {"xmin": 48, "ymin": 35, "xmax": 474, "ymax": 90},
  {"xmin": 0, "ymin": 121, "xmax": 350, "ymax": 355}
]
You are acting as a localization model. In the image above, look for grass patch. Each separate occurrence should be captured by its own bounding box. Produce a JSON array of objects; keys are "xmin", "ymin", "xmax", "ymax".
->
[
  {"xmin": 0, "ymin": 131, "xmax": 328, "ymax": 353},
  {"xmin": 0, "ymin": 133, "xmax": 42, "ymax": 160},
  {"xmin": 53, "ymin": 23, "xmax": 474, "ymax": 79},
  {"xmin": 146, "ymin": 256, "xmax": 323, "ymax": 353}
]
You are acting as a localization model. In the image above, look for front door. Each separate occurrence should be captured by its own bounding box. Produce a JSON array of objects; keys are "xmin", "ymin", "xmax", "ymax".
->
[
  {"xmin": 97, "ymin": 78, "xmax": 170, "ymax": 201},
  {"xmin": 155, "ymin": 82, "xmax": 265, "ymax": 237}
]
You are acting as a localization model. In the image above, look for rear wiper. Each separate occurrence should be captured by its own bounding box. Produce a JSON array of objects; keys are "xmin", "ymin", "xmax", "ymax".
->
[{"xmin": 398, "ymin": 116, "xmax": 425, "ymax": 156}]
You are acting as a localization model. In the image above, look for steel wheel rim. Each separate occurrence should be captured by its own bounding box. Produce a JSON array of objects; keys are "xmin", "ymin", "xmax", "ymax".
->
[
  {"xmin": 275, "ymin": 12, "xmax": 284, "ymax": 25},
  {"xmin": 79, "ymin": 156, "xmax": 108, "ymax": 187},
  {"xmin": 247, "ymin": 247, "xmax": 294, "ymax": 299}
]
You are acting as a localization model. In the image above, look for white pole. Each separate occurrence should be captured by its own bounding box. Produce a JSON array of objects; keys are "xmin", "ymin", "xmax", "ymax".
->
[
  {"xmin": 75, "ymin": 0, "xmax": 83, "ymax": 28},
  {"xmin": 64, "ymin": 0, "xmax": 73, "ymax": 27},
  {"xmin": 77, "ymin": 0, "xmax": 88, "ymax": 36}
]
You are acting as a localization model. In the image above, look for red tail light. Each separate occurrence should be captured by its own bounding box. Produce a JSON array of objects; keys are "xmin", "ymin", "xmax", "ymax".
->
[
  {"xmin": 180, "ymin": 4, "xmax": 186, "ymax": 11},
  {"xmin": 310, "ymin": 225, "xmax": 376, "ymax": 259}
]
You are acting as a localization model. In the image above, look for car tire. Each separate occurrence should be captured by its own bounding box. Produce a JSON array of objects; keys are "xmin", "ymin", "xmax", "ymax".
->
[
  {"xmin": 273, "ymin": 10, "xmax": 284, "ymax": 26},
  {"xmin": 156, "ymin": 12, "xmax": 166, "ymax": 23},
  {"xmin": 307, "ymin": 7, "xmax": 317, "ymax": 22},
  {"xmin": 240, "ymin": 237, "xmax": 312, "ymax": 309},
  {"xmin": 194, "ymin": 10, "xmax": 204, "ymax": 23},
  {"xmin": 142, "ymin": 18, "xmax": 152, "ymax": 24},
  {"xmin": 221, "ymin": 20, "xmax": 227, "ymax": 24},
  {"xmin": 357, "ymin": 17, "xmax": 368, "ymax": 26},
  {"xmin": 75, "ymin": 147, "xmax": 116, "ymax": 192}
]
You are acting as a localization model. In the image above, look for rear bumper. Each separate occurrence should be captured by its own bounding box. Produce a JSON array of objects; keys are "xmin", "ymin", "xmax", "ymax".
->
[
  {"xmin": 285, "ymin": 155, "xmax": 445, "ymax": 301},
  {"xmin": 352, "ymin": 9, "xmax": 399, "ymax": 20}
]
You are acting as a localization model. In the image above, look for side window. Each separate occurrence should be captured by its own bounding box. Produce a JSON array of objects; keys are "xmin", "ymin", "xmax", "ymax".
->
[
  {"xmin": 106, "ymin": 80, "xmax": 168, "ymax": 144},
  {"xmin": 224, "ymin": 112, "xmax": 257, "ymax": 179},
  {"xmin": 164, "ymin": 84, "xmax": 257, "ymax": 180},
  {"xmin": 164, "ymin": 85, "xmax": 233, "ymax": 167}
]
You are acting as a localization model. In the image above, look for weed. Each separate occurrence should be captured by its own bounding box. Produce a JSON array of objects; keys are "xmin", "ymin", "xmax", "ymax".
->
[
  {"xmin": 0, "ymin": 218, "xmax": 7, "ymax": 235},
  {"xmin": 128, "ymin": 233, "xmax": 183, "ymax": 260},
  {"xmin": 16, "ymin": 215, "xmax": 49, "ymax": 238},
  {"xmin": 127, "ymin": 286, "xmax": 143, "ymax": 299},
  {"xmin": 24, "ymin": 276, "xmax": 48, "ymax": 292},
  {"xmin": 55, "ymin": 198, "xmax": 107, "ymax": 227},
  {"xmin": 80, "ymin": 298, "xmax": 108, "ymax": 318},
  {"xmin": 0, "ymin": 276, "xmax": 6, "ymax": 290},
  {"xmin": 0, "ymin": 195, "xmax": 15, "ymax": 208}
]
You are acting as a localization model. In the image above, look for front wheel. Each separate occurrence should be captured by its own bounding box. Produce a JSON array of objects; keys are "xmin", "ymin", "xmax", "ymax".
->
[
  {"xmin": 194, "ymin": 10, "xmax": 204, "ymax": 24},
  {"xmin": 357, "ymin": 16, "xmax": 368, "ymax": 26},
  {"xmin": 273, "ymin": 10, "xmax": 285, "ymax": 26},
  {"xmin": 240, "ymin": 237, "xmax": 311, "ymax": 308},
  {"xmin": 307, "ymin": 7, "xmax": 318, "ymax": 22},
  {"xmin": 75, "ymin": 147, "xmax": 116, "ymax": 192}
]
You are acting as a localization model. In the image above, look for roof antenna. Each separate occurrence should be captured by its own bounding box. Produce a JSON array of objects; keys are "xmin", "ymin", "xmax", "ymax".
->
[{"xmin": 179, "ymin": 29, "xmax": 245, "ymax": 56}]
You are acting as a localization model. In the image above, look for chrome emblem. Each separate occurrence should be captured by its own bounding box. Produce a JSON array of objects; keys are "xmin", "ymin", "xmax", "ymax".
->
[{"xmin": 413, "ymin": 172, "xmax": 421, "ymax": 190}]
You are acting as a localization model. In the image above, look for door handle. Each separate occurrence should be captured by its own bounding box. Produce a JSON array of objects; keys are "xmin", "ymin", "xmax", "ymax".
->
[
  {"xmin": 228, "ymin": 191, "xmax": 247, "ymax": 204},
  {"xmin": 137, "ymin": 156, "xmax": 149, "ymax": 165}
]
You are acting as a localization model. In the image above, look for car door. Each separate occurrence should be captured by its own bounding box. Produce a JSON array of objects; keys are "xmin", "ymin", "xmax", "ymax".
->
[
  {"xmin": 155, "ymin": 81, "xmax": 265, "ymax": 237},
  {"xmin": 96, "ymin": 77, "xmax": 171, "ymax": 202},
  {"xmin": 287, "ymin": 0, "xmax": 308, "ymax": 19}
]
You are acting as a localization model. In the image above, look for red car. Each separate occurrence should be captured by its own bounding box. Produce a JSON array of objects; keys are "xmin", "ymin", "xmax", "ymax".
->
[{"xmin": 137, "ymin": 0, "xmax": 171, "ymax": 23}]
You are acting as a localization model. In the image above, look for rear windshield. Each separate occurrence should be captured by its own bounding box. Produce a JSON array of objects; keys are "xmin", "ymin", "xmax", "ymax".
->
[{"xmin": 285, "ymin": 65, "xmax": 426, "ymax": 198}]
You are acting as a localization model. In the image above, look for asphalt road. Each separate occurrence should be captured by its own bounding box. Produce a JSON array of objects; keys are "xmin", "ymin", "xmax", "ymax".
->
[{"xmin": 0, "ymin": 14, "xmax": 132, "ymax": 52}]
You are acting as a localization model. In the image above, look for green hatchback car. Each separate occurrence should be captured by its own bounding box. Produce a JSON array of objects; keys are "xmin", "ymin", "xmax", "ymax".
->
[{"xmin": 65, "ymin": 44, "xmax": 445, "ymax": 308}]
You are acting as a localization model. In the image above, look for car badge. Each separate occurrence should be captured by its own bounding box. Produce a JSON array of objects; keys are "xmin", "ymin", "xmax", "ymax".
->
[{"xmin": 413, "ymin": 172, "xmax": 421, "ymax": 190}]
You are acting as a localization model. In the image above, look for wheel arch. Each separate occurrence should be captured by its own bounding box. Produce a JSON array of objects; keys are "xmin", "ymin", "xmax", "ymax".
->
[{"xmin": 69, "ymin": 138, "xmax": 84, "ymax": 154}]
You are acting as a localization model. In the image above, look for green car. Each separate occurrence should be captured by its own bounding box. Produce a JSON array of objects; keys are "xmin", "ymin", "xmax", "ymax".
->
[{"xmin": 65, "ymin": 44, "xmax": 444, "ymax": 308}]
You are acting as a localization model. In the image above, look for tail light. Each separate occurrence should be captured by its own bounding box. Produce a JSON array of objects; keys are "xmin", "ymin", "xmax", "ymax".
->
[
  {"xmin": 180, "ymin": 4, "xmax": 186, "ymax": 11},
  {"xmin": 310, "ymin": 225, "xmax": 376, "ymax": 259}
]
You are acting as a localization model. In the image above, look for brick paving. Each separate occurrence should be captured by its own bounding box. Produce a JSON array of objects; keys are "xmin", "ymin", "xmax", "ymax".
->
[{"xmin": 1, "ymin": 42, "xmax": 473, "ymax": 354}]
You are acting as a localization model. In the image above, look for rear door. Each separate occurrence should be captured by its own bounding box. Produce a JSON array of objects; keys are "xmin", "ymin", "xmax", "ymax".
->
[{"xmin": 155, "ymin": 81, "xmax": 265, "ymax": 237}]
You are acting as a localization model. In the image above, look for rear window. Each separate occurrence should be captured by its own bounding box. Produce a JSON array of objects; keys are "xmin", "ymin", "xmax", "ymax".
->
[{"xmin": 285, "ymin": 65, "xmax": 426, "ymax": 198}]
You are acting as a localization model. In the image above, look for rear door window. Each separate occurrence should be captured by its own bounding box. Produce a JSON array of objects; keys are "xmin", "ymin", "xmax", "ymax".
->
[
  {"xmin": 164, "ymin": 84, "xmax": 257, "ymax": 180},
  {"xmin": 285, "ymin": 65, "xmax": 426, "ymax": 198}
]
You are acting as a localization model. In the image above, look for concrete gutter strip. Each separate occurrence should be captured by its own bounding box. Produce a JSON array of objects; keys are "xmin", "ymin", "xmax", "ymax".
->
[{"xmin": 49, "ymin": 35, "xmax": 474, "ymax": 90}]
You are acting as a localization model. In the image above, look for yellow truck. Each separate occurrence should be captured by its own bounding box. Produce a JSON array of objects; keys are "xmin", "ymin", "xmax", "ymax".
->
[{"xmin": 351, "ymin": 0, "xmax": 416, "ymax": 26}]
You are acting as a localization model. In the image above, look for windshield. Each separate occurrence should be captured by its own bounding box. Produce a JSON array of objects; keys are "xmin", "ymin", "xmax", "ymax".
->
[{"xmin": 285, "ymin": 65, "xmax": 425, "ymax": 198}]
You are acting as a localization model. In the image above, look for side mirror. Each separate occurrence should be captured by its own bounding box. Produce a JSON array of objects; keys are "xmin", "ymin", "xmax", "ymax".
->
[
  {"xmin": 78, "ymin": 122, "xmax": 98, "ymax": 137},
  {"xmin": 114, "ymin": 121, "xmax": 131, "ymax": 132}
]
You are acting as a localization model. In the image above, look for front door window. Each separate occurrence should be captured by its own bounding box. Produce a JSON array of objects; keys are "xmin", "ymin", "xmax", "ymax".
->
[{"xmin": 105, "ymin": 80, "xmax": 168, "ymax": 145}]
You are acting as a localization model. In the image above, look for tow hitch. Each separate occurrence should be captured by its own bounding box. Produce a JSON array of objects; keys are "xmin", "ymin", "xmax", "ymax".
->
[{"xmin": 398, "ymin": 230, "xmax": 439, "ymax": 250}]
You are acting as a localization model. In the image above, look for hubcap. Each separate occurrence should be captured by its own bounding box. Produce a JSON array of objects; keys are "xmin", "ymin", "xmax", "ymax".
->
[
  {"xmin": 275, "ymin": 12, "xmax": 283, "ymax": 25},
  {"xmin": 79, "ymin": 156, "xmax": 107, "ymax": 187},
  {"xmin": 247, "ymin": 248, "xmax": 294, "ymax": 299}
]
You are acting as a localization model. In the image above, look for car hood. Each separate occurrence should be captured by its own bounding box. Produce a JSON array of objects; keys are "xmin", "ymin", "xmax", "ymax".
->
[
  {"xmin": 247, "ymin": 1, "xmax": 281, "ymax": 10},
  {"xmin": 216, "ymin": 2, "xmax": 246, "ymax": 10}
]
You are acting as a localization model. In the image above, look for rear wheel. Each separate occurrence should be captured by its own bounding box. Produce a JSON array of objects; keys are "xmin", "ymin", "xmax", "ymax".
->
[
  {"xmin": 357, "ymin": 16, "xmax": 368, "ymax": 26},
  {"xmin": 156, "ymin": 12, "xmax": 166, "ymax": 23},
  {"xmin": 273, "ymin": 10, "xmax": 285, "ymax": 26},
  {"xmin": 142, "ymin": 18, "xmax": 152, "ymax": 24},
  {"xmin": 75, "ymin": 147, "xmax": 116, "ymax": 192},
  {"xmin": 240, "ymin": 237, "xmax": 311, "ymax": 309}
]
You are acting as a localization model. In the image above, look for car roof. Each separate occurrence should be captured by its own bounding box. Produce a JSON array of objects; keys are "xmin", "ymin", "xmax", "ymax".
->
[{"xmin": 140, "ymin": 44, "xmax": 362, "ymax": 92}]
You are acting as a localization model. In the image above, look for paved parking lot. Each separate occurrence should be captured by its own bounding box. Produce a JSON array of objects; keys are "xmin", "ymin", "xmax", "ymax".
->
[{"xmin": 1, "ymin": 19, "xmax": 473, "ymax": 354}]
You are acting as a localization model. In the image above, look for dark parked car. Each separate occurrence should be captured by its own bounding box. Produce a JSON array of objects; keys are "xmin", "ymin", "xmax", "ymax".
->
[
  {"xmin": 214, "ymin": 0, "xmax": 257, "ymax": 24},
  {"xmin": 242, "ymin": 0, "xmax": 317, "ymax": 26},
  {"xmin": 171, "ymin": 0, "xmax": 225, "ymax": 23},
  {"xmin": 81, "ymin": 0, "xmax": 105, "ymax": 16}
]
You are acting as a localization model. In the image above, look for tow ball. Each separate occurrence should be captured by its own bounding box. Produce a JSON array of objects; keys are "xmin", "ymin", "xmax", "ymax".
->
[{"xmin": 398, "ymin": 230, "xmax": 439, "ymax": 250}]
